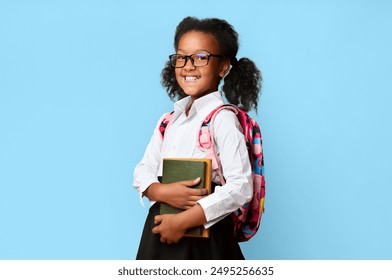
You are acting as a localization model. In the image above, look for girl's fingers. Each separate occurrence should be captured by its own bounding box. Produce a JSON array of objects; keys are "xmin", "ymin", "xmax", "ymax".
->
[
  {"xmin": 194, "ymin": 188, "xmax": 208, "ymax": 195},
  {"xmin": 186, "ymin": 188, "xmax": 208, "ymax": 197},
  {"xmin": 186, "ymin": 199, "xmax": 199, "ymax": 207},
  {"xmin": 152, "ymin": 225, "xmax": 159, "ymax": 234},
  {"xmin": 190, "ymin": 194, "xmax": 206, "ymax": 201},
  {"xmin": 180, "ymin": 177, "xmax": 201, "ymax": 186},
  {"xmin": 183, "ymin": 202, "xmax": 197, "ymax": 209},
  {"xmin": 154, "ymin": 215, "xmax": 163, "ymax": 224}
]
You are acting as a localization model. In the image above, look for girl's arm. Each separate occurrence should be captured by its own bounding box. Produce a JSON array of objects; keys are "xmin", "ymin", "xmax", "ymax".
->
[
  {"xmin": 133, "ymin": 115, "xmax": 165, "ymax": 200},
  {"xmin": 143, "ymin": 178, "xmax": 208, "ymax": 209},
  {"xmin": 152, "ymin": 204, "xmax": 207, "ymax": 244}
]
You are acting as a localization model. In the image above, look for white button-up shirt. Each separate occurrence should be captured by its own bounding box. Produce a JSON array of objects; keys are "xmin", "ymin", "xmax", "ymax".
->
[{"xmin": 133, "ymin": 91, "xmax": 252, "ymax": 228}]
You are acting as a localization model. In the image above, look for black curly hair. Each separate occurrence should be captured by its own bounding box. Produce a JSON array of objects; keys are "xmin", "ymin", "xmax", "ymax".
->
[{"xmin": 161, "ymin": 16, "xmax": 262, "ymax": 112}]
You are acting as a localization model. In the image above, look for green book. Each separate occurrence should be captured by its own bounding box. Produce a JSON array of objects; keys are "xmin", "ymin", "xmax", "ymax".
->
[{"xmin": 160, "ymin": 158, "xmax": 212, "ymax": 238}]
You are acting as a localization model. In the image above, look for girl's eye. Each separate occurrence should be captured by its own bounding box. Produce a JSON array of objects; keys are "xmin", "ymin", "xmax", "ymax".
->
[
  {"xmin": 194, "ymin": 54, "xmax": 208, "ymax": 61},
  {"xmin": 177, "ymin": 55, "xmax": 187, "ymax": 61}
]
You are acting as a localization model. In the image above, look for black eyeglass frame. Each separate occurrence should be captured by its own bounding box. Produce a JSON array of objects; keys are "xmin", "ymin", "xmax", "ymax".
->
[{"xmin": 168, "ymin": 53, "xmax": 225, "ymax": 68}]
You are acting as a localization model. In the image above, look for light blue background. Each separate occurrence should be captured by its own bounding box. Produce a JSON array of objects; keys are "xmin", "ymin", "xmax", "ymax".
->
[{"xmin": 1, "ymin": 0, "xmax": 391, "ymax": 260}]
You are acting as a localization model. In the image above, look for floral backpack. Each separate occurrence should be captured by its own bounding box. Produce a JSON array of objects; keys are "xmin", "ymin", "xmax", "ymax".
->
[{"xmin": 159, "ymin": 104, "xmax": 266, "ymax": 242}]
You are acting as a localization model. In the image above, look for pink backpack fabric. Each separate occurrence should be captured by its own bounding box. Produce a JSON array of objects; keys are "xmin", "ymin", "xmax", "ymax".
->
[{"xmin": 159, "ymin": 104, "xmax": 265, "ymax": 242}]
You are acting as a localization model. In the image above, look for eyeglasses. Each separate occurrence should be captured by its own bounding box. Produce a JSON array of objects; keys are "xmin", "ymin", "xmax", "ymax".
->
[{"xmin": 169, "ymin": 53, "xmax": 224, "ymax": 68}]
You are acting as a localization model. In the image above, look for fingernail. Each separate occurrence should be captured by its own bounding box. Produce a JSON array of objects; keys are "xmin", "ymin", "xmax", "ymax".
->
[{"xmin": 194, "ymin": 177, "xmax": 201, "ymax": 182}]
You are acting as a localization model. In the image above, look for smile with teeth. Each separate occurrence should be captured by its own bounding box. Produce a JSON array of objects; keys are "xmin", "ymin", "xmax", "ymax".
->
[{"xmin": 184, "ymin": 76, "xmax": 201, "ymax": 82}]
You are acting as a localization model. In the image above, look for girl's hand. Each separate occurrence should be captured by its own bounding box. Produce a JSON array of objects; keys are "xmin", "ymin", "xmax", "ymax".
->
[
  {"xmin": 152, "ymin": 204, "xmax": 207, "ymax": 244},
  {"xmin": 144, "ymin": 178, "xmax": 208, "ymax": 209},
  {"xmin": 152, "ymin": 214, "xmax": 186, "ymax": 244}
]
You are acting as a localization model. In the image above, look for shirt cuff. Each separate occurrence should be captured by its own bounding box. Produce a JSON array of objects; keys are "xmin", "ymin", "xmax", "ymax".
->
[
  {"xmin": 202, "ymin": 213, "xmax": 230, "ymax": 229},
  {"xmin": 197, "ymin": 184, "xmax": 251, "ymax": 228},
  {"xmin": 136, "ymin": 175, "xmax": 159, "ymax": 207},
  {"xmin": 197, "ymin": 192, "xmax": 232, "ymax": 227}
]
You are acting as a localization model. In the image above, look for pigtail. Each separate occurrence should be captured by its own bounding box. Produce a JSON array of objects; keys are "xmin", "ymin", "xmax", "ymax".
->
[
  {"xmin": 161, "ymin": 60, "xmax": 187, "ymax": 101},
  {"xmin": 223, "ymin": 57, "xmax": 262, "ymax": 112}
]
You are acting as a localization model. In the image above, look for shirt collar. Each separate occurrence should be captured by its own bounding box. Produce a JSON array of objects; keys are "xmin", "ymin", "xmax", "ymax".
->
[{"xmin": 173, "ymin": 91, "xmax": 224, "ymax": 122}]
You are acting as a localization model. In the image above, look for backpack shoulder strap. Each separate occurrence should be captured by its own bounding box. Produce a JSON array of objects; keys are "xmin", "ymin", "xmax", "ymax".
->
[
  {"xmin": 197, "ymin": 104, "xmax": 241, "ymax": 185},
  {"xmin": 159, "ymin": 111, "xmax": 174, "ymax": 140}
]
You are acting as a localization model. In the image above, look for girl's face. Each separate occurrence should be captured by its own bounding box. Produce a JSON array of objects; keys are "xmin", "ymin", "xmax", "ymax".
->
[{"xmin": 175, "ymin": 31, "xmax": 230, "ymax": 101}]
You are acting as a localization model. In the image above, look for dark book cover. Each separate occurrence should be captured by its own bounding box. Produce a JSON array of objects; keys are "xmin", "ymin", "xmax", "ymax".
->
[{"xmin": 160, "ymin": 158, "xmax": 212, "ymax": 238}]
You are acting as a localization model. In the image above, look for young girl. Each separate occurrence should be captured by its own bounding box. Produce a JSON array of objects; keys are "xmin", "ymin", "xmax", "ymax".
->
[{"xmin": 133, "ymin": 17, "xmax": 262, "ymax": 260}]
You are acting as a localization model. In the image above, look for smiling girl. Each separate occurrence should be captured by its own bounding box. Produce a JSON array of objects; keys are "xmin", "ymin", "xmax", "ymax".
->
[{"xmin": 133, "ymin": 17, "xmax": 262, "ymax": 260}]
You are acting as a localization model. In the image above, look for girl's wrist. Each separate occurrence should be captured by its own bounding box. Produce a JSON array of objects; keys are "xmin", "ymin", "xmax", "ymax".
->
[
  {"xmin": 176, "ymin": 204, "xmax": 207, "ymax": 230},
  {"xmin": 144, "ymin": 182, "xmax": 164, "ymax": 202}
]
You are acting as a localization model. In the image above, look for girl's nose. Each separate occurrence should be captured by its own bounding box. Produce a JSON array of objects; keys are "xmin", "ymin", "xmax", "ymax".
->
[{"xmin": 183, "ymin": 57, "xmax": 196, "ymax": 70}]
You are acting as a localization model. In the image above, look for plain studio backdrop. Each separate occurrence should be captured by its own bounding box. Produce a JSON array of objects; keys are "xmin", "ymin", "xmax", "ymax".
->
[{"xmin": 1, "ymin": 0, "xmax": 391, "ymax": 259}]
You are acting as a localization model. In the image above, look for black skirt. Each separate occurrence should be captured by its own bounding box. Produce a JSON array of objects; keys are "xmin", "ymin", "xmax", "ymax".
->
[{"xmin": 136, "ymin": 202, "xmax": 245, "ymax": 260}]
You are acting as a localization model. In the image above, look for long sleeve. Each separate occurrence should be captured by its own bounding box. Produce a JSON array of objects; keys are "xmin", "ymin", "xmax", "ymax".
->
[{"xmin": 133, "ymin": 115, "xmax": 165, "ymax": 204}]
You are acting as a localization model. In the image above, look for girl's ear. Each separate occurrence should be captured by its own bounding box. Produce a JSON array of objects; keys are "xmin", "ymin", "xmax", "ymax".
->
[{"xmin": 219, "ymin": 59, "xmax": 231, "ymax": 78}]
